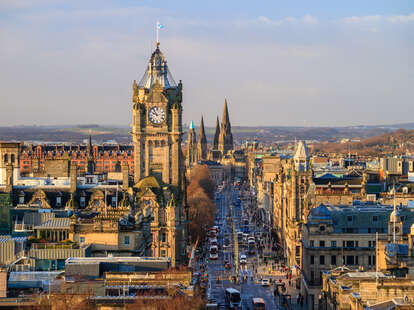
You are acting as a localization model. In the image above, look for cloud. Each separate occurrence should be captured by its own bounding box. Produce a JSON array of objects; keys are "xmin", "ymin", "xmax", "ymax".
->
[
  {"xmin": 388, "ymin": 13, "xmax": 414, "ymax": 23},
  {"xmin": 302, "ymin": 14, "xmax": 318, "ymax": 25},
  {"xmin": 341, "ymin": 13, "xmax": 414, "ymax": 24},
  {"xmin": 240, "ymin": 14, "xmax": 318, "ymax": 27}
]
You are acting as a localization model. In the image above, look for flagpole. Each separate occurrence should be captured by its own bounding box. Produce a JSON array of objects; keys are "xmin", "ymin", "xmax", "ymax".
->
[{"xmin": 156, "ymin": 21, "xmax": 159, "ymax": 44}]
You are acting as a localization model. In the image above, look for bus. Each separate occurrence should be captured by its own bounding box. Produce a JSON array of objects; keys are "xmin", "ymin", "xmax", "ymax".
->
[
  {"xmin": 248, "ymin": 240, "xmax": 256, "ymax": 255},
  {"xmin": 252, "ymin": 297, "xmax": 266, "ymax": 310},
  {"xmin": 225, "ymin": 288, "xmax": 241, "ymax": 309}
]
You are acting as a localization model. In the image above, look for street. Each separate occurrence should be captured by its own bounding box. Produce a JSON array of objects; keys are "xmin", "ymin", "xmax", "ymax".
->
[{"xmin": 198, "ymin": 185, "xmax": 305, "ymax": 310}]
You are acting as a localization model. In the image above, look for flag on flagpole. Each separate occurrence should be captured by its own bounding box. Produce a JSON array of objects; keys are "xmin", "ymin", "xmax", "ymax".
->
[{"xmin": 157, "ymin": 22, "xmax": 164, "ymax": 29}]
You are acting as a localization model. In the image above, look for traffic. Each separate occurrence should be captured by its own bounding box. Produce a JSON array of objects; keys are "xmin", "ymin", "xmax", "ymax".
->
[{"xmin": 195, "ymin": 183, "xmax": 303, "ymax": 309}]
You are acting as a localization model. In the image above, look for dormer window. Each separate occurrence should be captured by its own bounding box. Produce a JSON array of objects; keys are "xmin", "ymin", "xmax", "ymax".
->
[{"xmin": 19, "ymin": 193, "xmax": 25, "ymax": 204}]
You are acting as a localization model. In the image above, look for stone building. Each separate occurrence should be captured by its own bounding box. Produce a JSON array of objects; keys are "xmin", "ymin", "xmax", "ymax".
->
[
  {"xmin": 19, "ymin": 142, "xmax": 134, "ymax": 176},
  {"xmin": 130, "ymin": 42, "xmax": 187, "ymax": 266},
  {"xmin": 0, "ymin": 42, "xmax": 189, "ymax": 269},
  {"xmin": 301, "ymin": 201, "xmax": 414, "ymax": 309}
]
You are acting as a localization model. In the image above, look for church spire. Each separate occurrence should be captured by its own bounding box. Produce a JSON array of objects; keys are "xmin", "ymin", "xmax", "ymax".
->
[
  {"xmin": 87, "ymin": 135, "xmax": 93, "ymax": 158},
  {"xmin": 213, "ymin": 115, "xmax": 220, "ymax": 150},
  {"xmin": 222, "ymin": 99, "xmax": 231, "ymax": 133},
  {"xmin": 199, "ymin": 116, "xmax": 207, "ymax": 143},
  {"xmin": 218, "ymin": 99, "xmax": 233, "ymax": 156},
  {"xmin": 197, "ymin": 116, "xmax": 207, "ymax": 161},
  {"xmin": 186, "ymin": 121, "xmax": 197, "ymax": 168}
]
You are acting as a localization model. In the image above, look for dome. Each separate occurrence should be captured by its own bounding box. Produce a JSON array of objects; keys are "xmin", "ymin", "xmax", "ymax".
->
[
  {"xmin": 309, "ymin": 204, "xmax": 332, "ymax": 219},
  {"xmin": 138, "ymin": 44, "xmax": 177, "ymax": 90}
]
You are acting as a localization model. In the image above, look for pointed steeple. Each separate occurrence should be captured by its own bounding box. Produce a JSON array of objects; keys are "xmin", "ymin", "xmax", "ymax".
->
[
  {"xmin": 218, "ymin": 99, "xmax": 233, "ymax": 156},
  {"xmin": 213, "ymin": 116, "xmax": 220, "ymax": 149},
  {"xmin": 87, "ymin": 135, "xmax": 93, "ymax": 158},
  {"xmin": 199, "ymin": 116, "xmax": 207, "ymax": 143},
  {"xmin": 222, "ymin": 99, "xmax": 231, "ymax": 133},
  {"xmin": 186, "ymin": 120, "xmax": 197, "ymax": 168},
  {"xmin": 197, "ymin": 116, "xmax": 208, "ymax": 161}
]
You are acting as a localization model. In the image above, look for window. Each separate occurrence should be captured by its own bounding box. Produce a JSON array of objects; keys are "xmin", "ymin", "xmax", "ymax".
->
[
  {"xmin": 319, "ymin": 225, "xmax": 325, "ymax": 232},
  {"xmin": 355, "ymin": 241, "xmax": 359, "ymax": 247},
  {"xmin": 56, "ymin": 197, "xmax": 62, "ymax": 207},
  {"xmin": 112, "ymin": 196, "xmax": 117, "ymax": 207},
  {"xmin": 320, "ymin": 255, "xmax": 325, "ymax": 265},
  {"xmin": 124, "ymin": 236, "xmax": 130, "ymax": 245},
  {"xmin": 373, "ymin": 255, "xmax": 376, "ymax": 265},
  {"xmin": 373, "ymin": 216, "xmax": 378, "ymax": 222},
  {"xmin": 331, "ymin": 255, "xmax": 337, "ymax": 265},
  {"xmin": 161, "ymin": 233, "xmax": 167, "ymax": 243},
  {"xmin": 296, "ymin": 246, "xmax": 300, "ymax": 256},
  {"xmin": 355, "ymin": 256, "xmax": 359, "ymax": 265},
  {"xmin": 331, "ymin": 241, "xmax": 337, "ymax": 247},
  {"xmin": 19, "ymin": 196, "xmax": 24, "ymax": 204},
  {"xmin": 161, "ymin": 249, "xmax": 166, "ymax": 257},
  {"xmin": 347, "ymin": 215, "xmax": 353, "ymax": 222},
  {"xmin": 368, "ymin": 256, "xmax": 371, "ymax": 265},
  {"xmin": 3, "ymin": 154, "xmax": 8, "ymax": 163},
  {"xmin": 11, "ymin": 154, "xmax": 15, "ymax": 163},
  {"xmin": 80, "ymin": 197, "xmax": 86, "ymax": 207},
  {"xmin": 346, "ymin": 241, "xmax": 355, "ymax": 248},
  {"xmin": 80, "ymin": 237, "xmax": 85, "ymax": 243},
  {"xmin": 319, "ymin": 241, "xmax": 325, "ymax": 247},
  {"xmin": 310, "ymin": 255, "xmax": 315, "ymax": 265},
  {"xmin": 310, "ymin": 240, "xmax": 314, "ymax": 247},
  {"xmin": 346, "ymin": 255, "xmax": 355, "ymax": 265}
]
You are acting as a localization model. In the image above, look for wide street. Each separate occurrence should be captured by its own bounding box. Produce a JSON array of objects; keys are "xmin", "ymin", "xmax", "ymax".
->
[{"xmin": 198, "ymin": 185, "xmax": 305, "ymax": 309}]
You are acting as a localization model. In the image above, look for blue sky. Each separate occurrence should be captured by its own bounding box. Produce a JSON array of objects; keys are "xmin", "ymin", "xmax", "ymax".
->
[{"xmin": 0, "ymin": 0, "xmax": 413, "ymax": 127}]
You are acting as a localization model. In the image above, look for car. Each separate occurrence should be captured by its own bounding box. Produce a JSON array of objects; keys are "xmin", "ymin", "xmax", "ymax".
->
[
  {"xmin": 261, "ymin": 278, "xmax": 270, "ymax": 287},
  {"xmin": 240, "ymin": 254, "xmax": 247, "ymax": 264}
]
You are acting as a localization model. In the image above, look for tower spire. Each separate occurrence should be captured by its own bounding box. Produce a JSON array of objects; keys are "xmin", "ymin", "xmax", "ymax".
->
[
  {"xmin": 213, "ymin": 115, "xmax": 220, "ymax": 149},
  {"xmin": 222, "ymin": 99, "xmax": 231, "ymax": 132},
  {"xmin": 197, "ymin": 115, "xmax": 207, "ymax": 161},
  {"xmin": 218, "ymin": 99, "xmax": 233, "ymax": 156},
  {"xmin": 199, "ymin": 116, "xmax": 207, "ymax": 143}
]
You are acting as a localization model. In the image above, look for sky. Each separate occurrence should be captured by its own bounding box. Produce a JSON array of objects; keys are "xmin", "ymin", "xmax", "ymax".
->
[{"xmin": 0, "ymin": 0, "xmax": 413, "ymax": 127}]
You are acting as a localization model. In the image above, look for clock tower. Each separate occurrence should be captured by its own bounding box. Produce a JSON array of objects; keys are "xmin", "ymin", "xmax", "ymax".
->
[{"xmin": 132, "ymin": 43, "xmax": 183, "ymax": 187}]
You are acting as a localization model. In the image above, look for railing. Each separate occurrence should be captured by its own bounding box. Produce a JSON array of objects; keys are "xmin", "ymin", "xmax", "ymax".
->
[{"xmin": 31, "ymin": 242, "xmax": 80, "ymax": 249}]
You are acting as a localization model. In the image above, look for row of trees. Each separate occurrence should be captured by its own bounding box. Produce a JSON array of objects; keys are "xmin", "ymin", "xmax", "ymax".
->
[{"xmin": 187, "ymin": 165, "xmax": 217, "ymax": 244}]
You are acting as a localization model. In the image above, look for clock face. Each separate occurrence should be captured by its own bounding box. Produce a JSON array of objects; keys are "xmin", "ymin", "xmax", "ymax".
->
[{"xmin": 149, "ymin": 107, "xmax": 166, "ymax": 124}]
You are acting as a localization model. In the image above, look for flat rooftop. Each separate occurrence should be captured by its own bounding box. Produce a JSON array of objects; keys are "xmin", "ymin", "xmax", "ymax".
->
[{"xmin": 65, "ymin": 257, "xmax": 171, "ymax": 265}]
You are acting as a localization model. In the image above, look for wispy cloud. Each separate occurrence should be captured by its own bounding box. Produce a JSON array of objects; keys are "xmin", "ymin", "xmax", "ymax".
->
[
  {"xmin": 237, "ymin": 14, "xmax": 319, "ymax": 27},
  {"xmin": 341, "ymin": 13, "xmax": 414, "ymax": 24}
]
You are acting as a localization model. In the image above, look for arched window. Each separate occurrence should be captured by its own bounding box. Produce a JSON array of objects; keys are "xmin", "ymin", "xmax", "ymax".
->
[
  {"xmin": 3, "ymin": 154, "xmax": 8, "ymax": 163},
  {"xmin": 11, "ymin": 154, "xmax": 15, "ymax": 163}
]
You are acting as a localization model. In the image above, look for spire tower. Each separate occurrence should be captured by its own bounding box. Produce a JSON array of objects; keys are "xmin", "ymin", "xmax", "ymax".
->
[
  {"xmin": 213, "ymin": 115, "xmax": 220, "ymax": 150},
  {"xmin": 218, "ymin": 99, "xmax": 233, "ymax": 156},
  {"xmin": 197, "ymin": 116, "xmax": 208, "ymax": 161}
]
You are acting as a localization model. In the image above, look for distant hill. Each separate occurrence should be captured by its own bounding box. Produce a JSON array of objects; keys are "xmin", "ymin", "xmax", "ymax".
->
[
  {"xmin": 1, "ymin": 122, "xmax": 414, "ymax": 145},
  {"xmin": 312, "ymin": 129, "xmax": 414, "ymax": 155}
]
